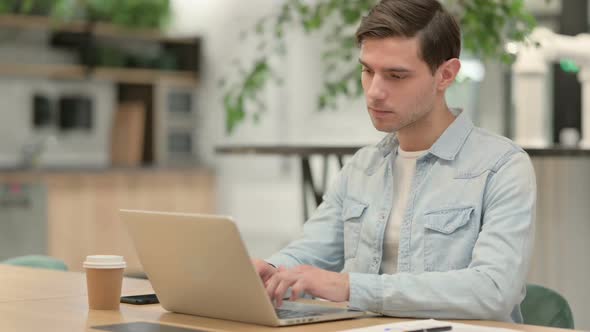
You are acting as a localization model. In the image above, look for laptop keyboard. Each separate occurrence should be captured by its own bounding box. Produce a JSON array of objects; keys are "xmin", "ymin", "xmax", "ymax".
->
[{"xmin": 275, "ymin": 308, "xmax": 323, "ymax": 319}]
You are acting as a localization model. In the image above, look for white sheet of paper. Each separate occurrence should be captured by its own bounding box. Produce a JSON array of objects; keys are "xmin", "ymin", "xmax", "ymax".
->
[{"xmin": 338, "ymin": 319, "xmax": 522, "ymax": 332}]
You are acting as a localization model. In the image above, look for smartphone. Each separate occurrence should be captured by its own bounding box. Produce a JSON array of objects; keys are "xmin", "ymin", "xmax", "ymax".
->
[{"xmin": 120, "ymin": 294, "xmax": 159, "ymax": 305}]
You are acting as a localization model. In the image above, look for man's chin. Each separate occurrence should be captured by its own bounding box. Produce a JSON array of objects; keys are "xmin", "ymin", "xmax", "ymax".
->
[{"xmin": 372, "ymin": 122, "xmax": 398, "ymax": 133}]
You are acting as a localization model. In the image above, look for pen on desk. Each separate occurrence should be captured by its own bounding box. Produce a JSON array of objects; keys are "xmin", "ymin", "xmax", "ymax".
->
[{"xmin": 404, "ymin": 326, "xmax": 452, "ymax": 332}]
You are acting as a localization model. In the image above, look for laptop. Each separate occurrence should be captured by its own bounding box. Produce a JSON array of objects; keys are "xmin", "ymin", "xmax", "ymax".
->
[{"xmin": 120, "ymin": 209, "xmax": 370, "ymax": 326}]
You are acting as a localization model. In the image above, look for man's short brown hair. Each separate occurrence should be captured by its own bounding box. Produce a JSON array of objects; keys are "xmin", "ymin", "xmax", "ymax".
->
[{"xmin": 356, "ymin": 0, "xmax": 461, "ymax": 73}]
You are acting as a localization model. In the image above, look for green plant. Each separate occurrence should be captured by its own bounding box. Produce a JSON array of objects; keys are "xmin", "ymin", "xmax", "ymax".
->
[
  {"xmin": 221, "ymin": 0, "xmax": 536, "ymax": 134},
  {"xmin": 0, "ymin": 0, "xmax": 171, "ymax": 29},
  {"xmin": 0, "ymin": 0, "xmax": 53, "ymax": 15},
  {"xmin": 52, "ymin": 0, "xmax": 171, "ymax": 29}
]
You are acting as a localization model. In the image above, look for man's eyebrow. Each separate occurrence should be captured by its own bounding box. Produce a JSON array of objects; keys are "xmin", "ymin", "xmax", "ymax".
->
[{"xmin": 358, "ymin": 59, "xmax": 413, "ymax": 73}]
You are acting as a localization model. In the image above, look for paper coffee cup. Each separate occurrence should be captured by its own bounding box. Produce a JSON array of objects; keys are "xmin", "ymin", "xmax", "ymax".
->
[{"xmin": 84, "ymin": 255, "xmax": 126, "ymax": 310}]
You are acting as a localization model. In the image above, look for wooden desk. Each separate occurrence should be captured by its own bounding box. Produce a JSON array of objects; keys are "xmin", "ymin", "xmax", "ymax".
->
[
  {"xmin": 0, "ymin": 265, "xmax": 151, "ymax": 303},
  {"xmin": 0, "ymin": 266, "xmax": 577, "ymax": 332}
]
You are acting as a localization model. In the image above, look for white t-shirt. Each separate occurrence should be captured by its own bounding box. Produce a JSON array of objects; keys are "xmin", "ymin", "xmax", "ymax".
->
[{"xmin": 380, "ymin": 147, "xmax": 427, "ymax": 275}]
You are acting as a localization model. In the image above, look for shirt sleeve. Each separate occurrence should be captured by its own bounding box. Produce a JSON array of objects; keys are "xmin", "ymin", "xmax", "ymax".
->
[{"xmin": 265, "ymin": 161, "xmax": 353, "ymax": 272}]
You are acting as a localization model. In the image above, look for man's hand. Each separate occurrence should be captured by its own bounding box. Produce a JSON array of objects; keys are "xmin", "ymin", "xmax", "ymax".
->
[
  {"xmin": 264, "ymin": 265, "xmax": 350, "ymax": 307},
  {"xmin": 252, "ymin": 259, "xmax": 277, "ymax": 283}
]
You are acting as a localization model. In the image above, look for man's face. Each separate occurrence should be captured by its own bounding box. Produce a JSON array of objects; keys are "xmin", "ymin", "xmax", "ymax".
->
[{"xmin": 359, "ymin": 36, "xmax": 440, "ymax": 133}]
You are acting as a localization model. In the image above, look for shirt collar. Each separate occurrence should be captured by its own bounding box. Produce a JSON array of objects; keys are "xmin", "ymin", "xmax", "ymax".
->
[{"xmin": 376, "ymin": 108, "xmax": 474, "ymax": 161}]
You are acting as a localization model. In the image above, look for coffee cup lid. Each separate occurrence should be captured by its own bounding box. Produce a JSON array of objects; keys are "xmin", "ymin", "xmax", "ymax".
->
[{"xmin": 83, "ymin": 255, "xmax": 126, "ymax": 269}]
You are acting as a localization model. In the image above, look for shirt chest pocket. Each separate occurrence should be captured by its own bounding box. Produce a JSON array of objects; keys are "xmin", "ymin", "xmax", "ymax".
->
[
  {"xmin": 342, "ymin": 198, "xmax": 368, "ymax": 259},
  {"xmin": 423, "ymin": 206, "xmax": 479, "ymax": 272}
]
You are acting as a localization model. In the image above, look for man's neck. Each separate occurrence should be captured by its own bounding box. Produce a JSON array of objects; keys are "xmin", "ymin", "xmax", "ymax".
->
[{"xmin": 396, "ymin": 103, "xmax": 456, "ymax": 152}]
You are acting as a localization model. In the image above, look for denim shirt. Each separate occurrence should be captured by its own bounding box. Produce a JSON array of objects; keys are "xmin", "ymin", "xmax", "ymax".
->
[{"xmin": 267, "ymin": 110, "xmax": 536, "ymax": 323}]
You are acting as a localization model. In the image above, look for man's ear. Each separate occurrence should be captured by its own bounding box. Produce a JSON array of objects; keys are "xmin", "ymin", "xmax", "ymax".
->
[{"xmin": 436, "ymin": 58, "xmax": 461, "ymax": 91}]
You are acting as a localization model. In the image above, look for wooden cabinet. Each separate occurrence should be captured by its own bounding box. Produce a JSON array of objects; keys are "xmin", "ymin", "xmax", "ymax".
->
[{"xmin": 0, "ymin": 169, "xmax": 215, "ymax": 274}]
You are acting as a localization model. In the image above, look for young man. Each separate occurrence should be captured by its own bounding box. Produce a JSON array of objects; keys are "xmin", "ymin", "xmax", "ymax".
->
[{"xmin": 253, "ymin": 0, "xmax": 536, "ymax": 323}]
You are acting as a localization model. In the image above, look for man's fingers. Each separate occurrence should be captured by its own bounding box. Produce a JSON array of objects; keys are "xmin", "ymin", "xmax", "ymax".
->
[
  {"xmin": 265, "ymin": 273, "xmax": 281, "ymax": 300},
  {"xmin": 262, "ymin": 266, "xmax": 275, "ymax": 282},
  {"xmin": 263, "ymin": 266, "xmax": 311, "ymax": 307},
  {"xmin": 274, "ymin": 277, "xmax": 294, "ymax": 308},
  {"xmin": 265, "ymin": 266, "xmax": 289, "ymax": 300},
  {"xmin": 290, "ymin": 280, "xmax": 305, "ymax": 302}
]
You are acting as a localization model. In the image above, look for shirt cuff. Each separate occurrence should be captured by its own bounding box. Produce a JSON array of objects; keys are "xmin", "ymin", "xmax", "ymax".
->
[
  {"xmin": 348, "ymin": 272, "xmax": 383, "ymax": 313},
  {"xmin": 265, "ymin": 253, "xmax": 301, "ymax": 270}
]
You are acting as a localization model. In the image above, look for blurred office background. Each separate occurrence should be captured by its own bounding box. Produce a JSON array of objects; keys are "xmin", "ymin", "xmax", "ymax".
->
[{"xmin": 0, "ymin": 0, "xmax": 589, "ymax": 329}]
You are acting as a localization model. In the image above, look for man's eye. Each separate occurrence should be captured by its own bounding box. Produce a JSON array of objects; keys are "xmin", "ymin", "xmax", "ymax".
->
[{"xmin": 390, "ymin": 74, "xmax": 405, "ymax": 80}]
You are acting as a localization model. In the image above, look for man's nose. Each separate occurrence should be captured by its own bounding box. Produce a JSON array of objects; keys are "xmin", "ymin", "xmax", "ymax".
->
[{"xmin": 367, "ymin": 75, "xmax": 387, "ymax": 101}]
